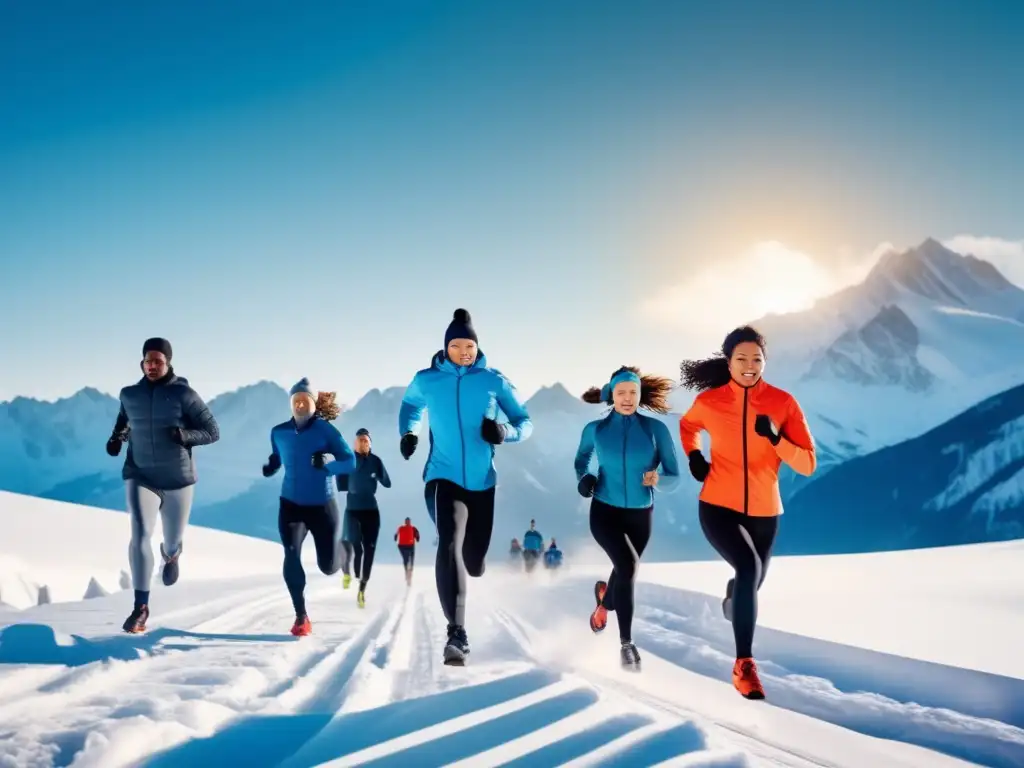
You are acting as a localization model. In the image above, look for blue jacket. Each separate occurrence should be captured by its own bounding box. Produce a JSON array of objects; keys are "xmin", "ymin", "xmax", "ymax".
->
[
  {"xmin": 268, "ymin": 416, "xmax": 356, "ymax": 506},
  {"xmin": 340, "ymin": 452, "xmax": 391, "ymax": 510},
  {"xmin": 114, "ymin": 374, "xmax": 220, "ymax": 490},
  {"xmin": 574, "ymin": 411, "xmax": 681, "ymax": 509},
  {"xmin": 523, "ymin": 530, "xmax": 544, "ymax": 551},
  {"xmin": 398, "ymin": 350, "xmax": 533, "ymax": 491},
  {"xmin": 545, "ymin": 548, "xmax": 563, "ymax": 566}
]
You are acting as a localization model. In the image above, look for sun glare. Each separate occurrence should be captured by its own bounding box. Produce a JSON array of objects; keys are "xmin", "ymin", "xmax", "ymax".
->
[{"xmin": 643, "ymin": 241, "xmax": 842, "ymax": 334}]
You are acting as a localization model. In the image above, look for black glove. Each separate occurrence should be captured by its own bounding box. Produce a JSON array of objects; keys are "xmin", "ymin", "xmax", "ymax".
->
[
  {"xmin": 400, "ymin": 433, "xmax": 418, "ymax": 460},
  {"xmin": 481, "ymin": 418, "xmax": 506, "ymax": 445},
  {"xmin": 262, "ymin": 454, "xmax": 281, "ymax": 478},
  {"xmin": 169, "ymin": 427, "xmax": 186, "ymax": 446},
  {"xmin": 688, "ymin": 450, "xmax": 710, "ymax": 482},
  {"xmin": 105, "ymin": 433, "xmax": 124, "ymax": 457},
  {"xmin": 577, "ymin": 473, "xmax": 598, "ymax": 498},
  {"xmin": 311, "ymin": 451, "xmax": 327, "ymax": 470},
  {"xmin": 754, "ymin": 414, "xmax": 781, "ymax": 446}
]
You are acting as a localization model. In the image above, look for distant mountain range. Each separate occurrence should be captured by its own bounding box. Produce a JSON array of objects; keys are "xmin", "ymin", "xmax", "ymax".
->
[{"xmin": 2, "ymin": 238, "xmax": 1023, "ymax": 559}]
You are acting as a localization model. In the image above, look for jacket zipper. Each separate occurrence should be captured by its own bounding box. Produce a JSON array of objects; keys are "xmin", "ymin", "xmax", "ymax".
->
[
  {"xmin": 456, "ymin": 374, "xmax": 466, "ymax": 487},
  {"xmin": 622, "ymin": 417, "xmax": 629, "ymax": 508},
  {"xmin": 742, "ymin": 387, "xmax": 749, "ymax": 515},
  {"xmin": 149, "ymin": 386, "xmax": 156, "ymax": 461}
]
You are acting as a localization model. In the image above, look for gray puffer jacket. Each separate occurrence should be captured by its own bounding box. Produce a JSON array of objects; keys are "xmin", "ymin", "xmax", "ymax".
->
[{"xmin": 113, "ymin": 373, "xmax": 220, "ymax": 490}]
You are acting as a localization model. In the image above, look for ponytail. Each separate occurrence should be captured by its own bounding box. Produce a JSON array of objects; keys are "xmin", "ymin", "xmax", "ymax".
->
[
  {"xmin": 679, "ymin": 356, "xmax": 731, "ymax": 392},
  {"xmin": 315, "ymin": 391, "xmax": 341, "ymax": 421}
]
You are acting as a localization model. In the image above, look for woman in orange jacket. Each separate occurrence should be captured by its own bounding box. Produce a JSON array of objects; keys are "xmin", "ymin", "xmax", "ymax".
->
[{"xmin": 678, "ymin": 325, "xmax": 816, "ymax": 700}]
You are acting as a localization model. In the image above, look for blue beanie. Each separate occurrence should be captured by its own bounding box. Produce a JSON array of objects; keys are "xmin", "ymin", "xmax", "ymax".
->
[
  {"xmin": 445, "ymin": 308, "xmax": 478, "ymax": 347},
  {"xmin": 289, "ymin": 377, "xmax": 317, "ymax": 399}
]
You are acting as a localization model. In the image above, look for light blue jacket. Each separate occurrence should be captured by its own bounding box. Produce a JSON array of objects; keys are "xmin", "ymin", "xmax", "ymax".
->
[
  {"xmin": 523, "ymin": 529, "xmax": 544, "ymax": 551},
  {"xmin": 268, "ymin": 415, "xmax": 356, "ymax": 506},
  {"xmin": 574, "ymin": 411, "xmax": 681, "ymax": 509},
  {"xmin": 398, "ymin": 350, "xmax": 532, "ymax": 491}
]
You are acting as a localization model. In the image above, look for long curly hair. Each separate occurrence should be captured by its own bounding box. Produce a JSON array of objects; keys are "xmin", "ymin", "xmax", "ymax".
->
[
  {"xmin": 679, "ymin": 325, "xmax": 767, "ymax": 392},
  {"xmin": 315, "ymin": 391, "xmax": 341, "ymax": 421},
  {"xmin": 581, "ymin": 366, "xmax": 674, "ymax": 414}
]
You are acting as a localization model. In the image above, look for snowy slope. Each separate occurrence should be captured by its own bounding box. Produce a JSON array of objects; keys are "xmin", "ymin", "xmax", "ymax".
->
[{"xmin": 1, "ymin": 496, "xmax": 1022, "ymax": 767}]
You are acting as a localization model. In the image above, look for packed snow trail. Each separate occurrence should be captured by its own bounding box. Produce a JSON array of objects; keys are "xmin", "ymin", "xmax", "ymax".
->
[{"xmin": 1, "ymin": 566, "xmax": 1023, "ymax": 767}]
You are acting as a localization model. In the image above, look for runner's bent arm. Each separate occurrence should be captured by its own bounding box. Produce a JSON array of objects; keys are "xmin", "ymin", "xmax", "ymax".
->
[
  {"xmin": 774, "ymin": 396, "xmax": 817, "ymax": 476},
  {"xmin": 180, "ymin": 389, "xmax": 221, "ymax": 446},
  {"xmin": 323, "ymin": 424, "xmax": 357, "ymax": 476},
  {"xmin": 494, "ymin": 373, "xmax": 533, "ymax": 443},
  {"xmin": 574, "ymin": 421, "xmax": 597, "ymax": 482},
  {"xmin": 376, "ymin": 455, "xmax": 392, "ymax": 488},
  {"xmin": 652, "ymin": 418, "xmax": 682, "ymax": 492},
  {"xmin": 678, "ymin": 398, "xmax": 706, "ymax": 455},
  {"xmin": 398, "ymin": 373, "xmax": 427, "ymax": 436}
]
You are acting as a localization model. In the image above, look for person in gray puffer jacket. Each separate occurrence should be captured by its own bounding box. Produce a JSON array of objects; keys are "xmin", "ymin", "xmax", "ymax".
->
[{"xmin": 105, "ymin": 337, "xmax": 220, "ymax": 634}]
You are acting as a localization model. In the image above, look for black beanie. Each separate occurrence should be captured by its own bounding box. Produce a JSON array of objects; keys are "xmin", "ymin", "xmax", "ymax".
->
[
  {"xmin": 444, "ymin": 308, "xmax": 478, "ymax": 347},
  {"xmin": 142, "ymin": 337, "xmax": 172, "ymax": 361},
  {"xmin": 356, "ymin": 428, "xmax": 370, "ymax": 438}
]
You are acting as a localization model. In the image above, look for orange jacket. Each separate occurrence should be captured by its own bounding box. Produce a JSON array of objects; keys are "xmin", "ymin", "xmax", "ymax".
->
[
  {"xmin": 395, "ymin": 524, "xmax": 420, "ymax": 547},
  {"xmin": 679, "ymin": 379, "xmax": 816, "ymax": 517}
]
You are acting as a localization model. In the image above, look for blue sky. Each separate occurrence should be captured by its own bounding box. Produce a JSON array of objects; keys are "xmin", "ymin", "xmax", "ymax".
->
[{"xmin": 2, "ymin": 0, "xmax": 1023, "ymax": 403}]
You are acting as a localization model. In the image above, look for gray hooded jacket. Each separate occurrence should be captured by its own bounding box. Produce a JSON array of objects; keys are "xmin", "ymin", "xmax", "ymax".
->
[{"xmin": 113, "ymin": 373, "xmax": 220, "ymax": 490}]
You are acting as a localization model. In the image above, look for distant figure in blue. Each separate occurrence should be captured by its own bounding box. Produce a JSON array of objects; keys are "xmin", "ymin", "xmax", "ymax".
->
[
  {"xmin": 575, "ymin": 366, "xmax": 680, "ymax": 670},
  {"xmin": 262, "ymin": 379, "xmax": 356, "ymax": 637},
  {"xmin": 544, "ymin": 539, "xmax": 563, "ymax": 570},
  {"xmin": 336, "ymin": 427, "xmax": 390, "ymax": 608},
  {"xmin": 107, "ymin": 337, "xmax": 220, "ymax": 635},
  {"xmin": 522, "ymin": 519, "xmax": 544, "ymax": 571},
  {"xmin": 399, "ymin": 308, "xmax": 533, "ymax": 666}
]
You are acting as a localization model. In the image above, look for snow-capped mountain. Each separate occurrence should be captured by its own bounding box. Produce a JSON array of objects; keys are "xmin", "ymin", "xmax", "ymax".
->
[
  {"xmin": 744, "ymin": 238, "xmax": 1024, "ymax": 459},
  {"xmin": 780, "ymin": 379, "xmax": 1024, "ymax": 554},
  {"xmin": 757, "ymin": 238, "xmax": 1024, "ymax": 380},
  {"xmin": 801, "ymin": 305, "xmax": 935, "ymax": 391}
]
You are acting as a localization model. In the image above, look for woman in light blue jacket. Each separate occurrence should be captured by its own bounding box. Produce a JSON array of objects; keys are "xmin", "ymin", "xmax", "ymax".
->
[{"xmin": 574, "ymin": 366, "xmax": 680, "ymax": 670}]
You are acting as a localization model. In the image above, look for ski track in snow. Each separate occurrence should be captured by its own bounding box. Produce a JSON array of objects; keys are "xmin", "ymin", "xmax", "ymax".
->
[{"xmin": 1, "ymin": 569, "xmax": 1023, "ymax": 767}]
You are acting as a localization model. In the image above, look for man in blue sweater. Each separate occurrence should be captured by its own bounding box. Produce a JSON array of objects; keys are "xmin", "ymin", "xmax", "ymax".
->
[
  {"xmin": 263, "ymin": 379, "xmax": 356, "ymax": 636},
  {"xmin": 398, "ymin": 308, "xmax": 533, "ymax": 665},
  {"xmin": 106, "ymin": 337, "xmax": 220, "ymax": 634},
  {"xmin": 522, "ymin": 520, "xmax": 544, "ymax": 572}
]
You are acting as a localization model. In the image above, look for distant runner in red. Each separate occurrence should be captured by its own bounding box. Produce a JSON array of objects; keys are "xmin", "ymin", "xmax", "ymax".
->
[{"xmin": 395, "ymin": 517, "xmax": 421, "ymax": 586}]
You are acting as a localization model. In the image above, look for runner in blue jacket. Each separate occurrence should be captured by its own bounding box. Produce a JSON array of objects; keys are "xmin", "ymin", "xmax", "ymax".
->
[
  {"xmin": 263, "ymin": 379, "xmax": 356, "ymax": 636},
  {"xmin": 398, "ymin": 308, "xmax": 533, "ymax": 665},
  {"xmin": 574, "ymin": 366, "xmax": 680, "ymax": 670}
]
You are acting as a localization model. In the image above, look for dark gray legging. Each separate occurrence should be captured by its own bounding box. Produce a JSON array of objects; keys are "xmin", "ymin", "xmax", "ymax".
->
[
  {"xmin": 698, "ymin": 501, "xmax": 779, "ymax": 659},
  {"xmin": 589, "ymin": 498, "xmax": 652, "ymax": 644},
  {"xmin": 342, "ymin": 507, "xmax": 381, "ymax": 589}
]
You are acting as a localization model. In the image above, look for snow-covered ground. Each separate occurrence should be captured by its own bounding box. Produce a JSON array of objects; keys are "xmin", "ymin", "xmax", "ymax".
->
[{"xmin": 0, "ymin": 493, "xmax": 1022, "ymax": 768}]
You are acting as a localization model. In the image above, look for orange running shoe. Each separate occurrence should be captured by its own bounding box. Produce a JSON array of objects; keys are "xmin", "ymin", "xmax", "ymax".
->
[
  {"xmin": 589, "ymin": 580, "xmax": 608, "ymax": 633},
  {"xmin": 291, "ymin": 614, "xmax": 312, "ymax": 637},
  {"xmin": 733, "ymin": 657, "xmax": 765, "ymax": 700}
]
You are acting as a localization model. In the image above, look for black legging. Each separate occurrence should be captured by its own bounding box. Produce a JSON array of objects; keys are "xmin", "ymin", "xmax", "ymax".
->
[
  {"xmin": 698, "ymin": 501, "xmax": 779, "ymax": 659},
  {"xmin": 399, "ymin": 545, "xmax": 415, "ymax": 568},
  {"xmin": 426, "ymin": 479, "xmax": 495, "ymax": 628},
  {"xmin": 589, "ymin": 498, "xmax": 652, "ymax": 644},
  {"xmin": 278, "ymin": 496, "xmax": 342, "ymax": 617},
  {"xmin": 346, "ymin": 507, "xmax": 381, "ymax": 590}
]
